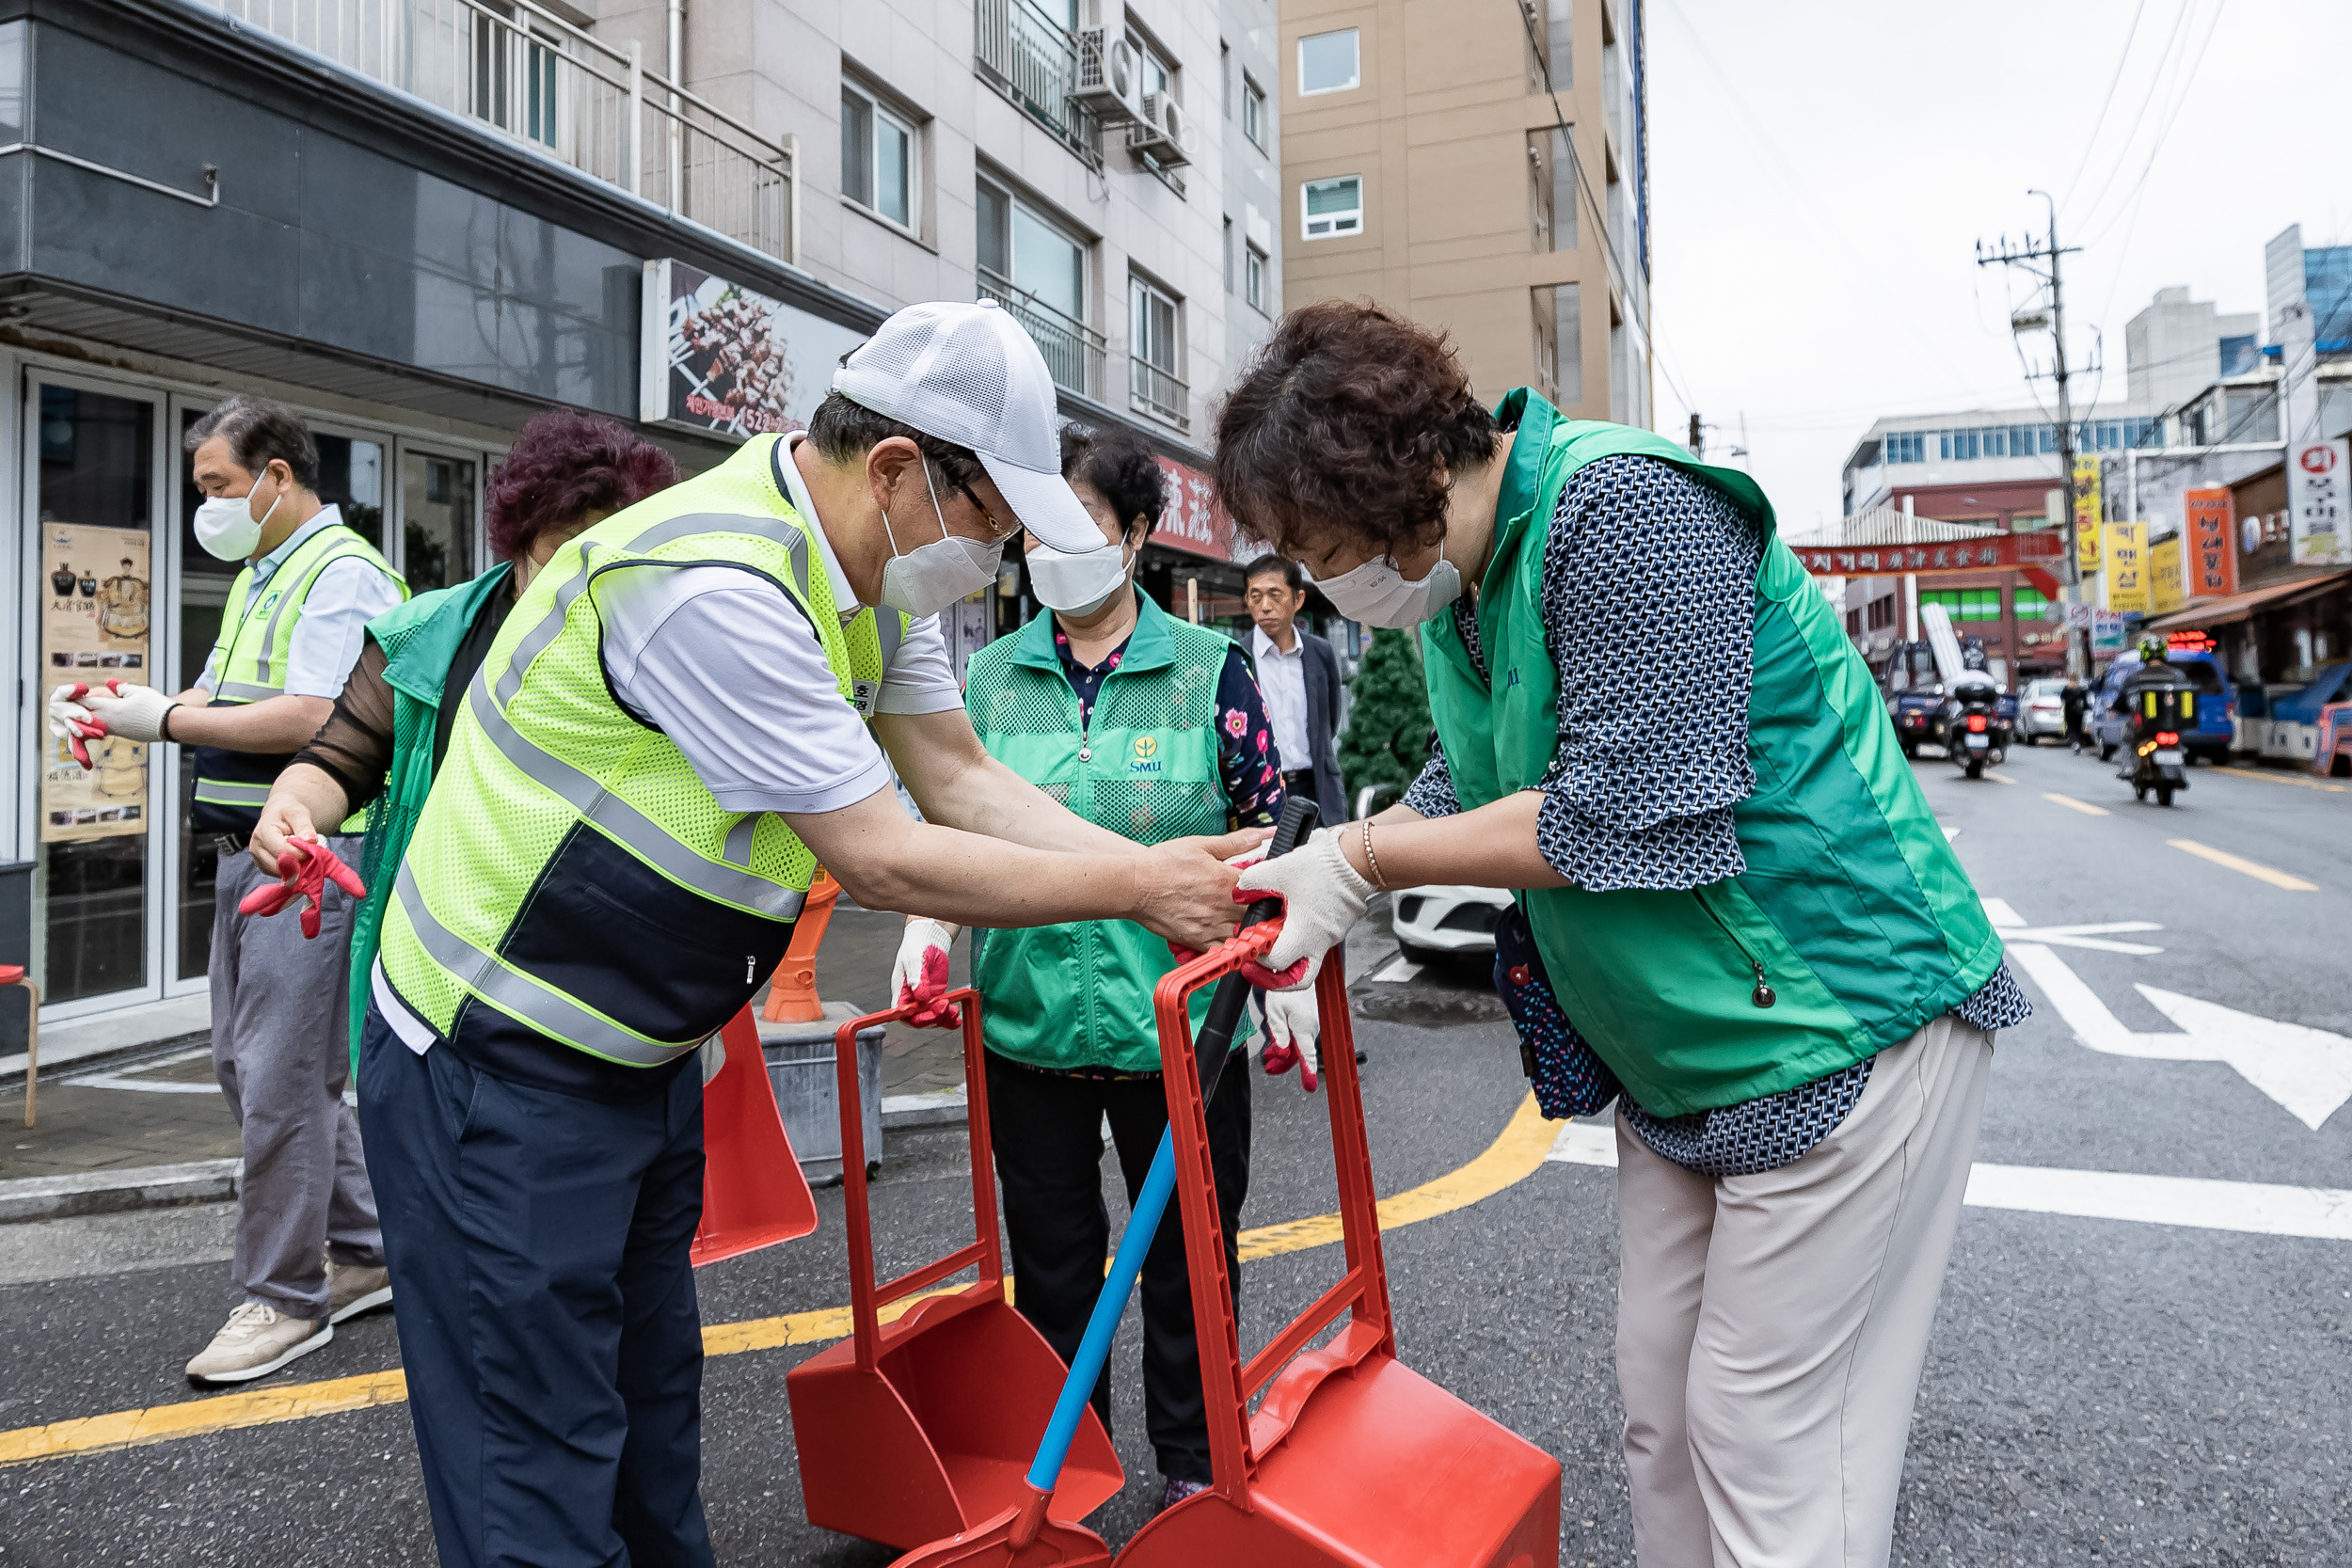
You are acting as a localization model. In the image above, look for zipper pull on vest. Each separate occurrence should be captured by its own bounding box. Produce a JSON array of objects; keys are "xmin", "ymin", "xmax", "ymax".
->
[{"xmin": 1751, "ymin": 962, "xmax": 1776, "ymax": 1009}]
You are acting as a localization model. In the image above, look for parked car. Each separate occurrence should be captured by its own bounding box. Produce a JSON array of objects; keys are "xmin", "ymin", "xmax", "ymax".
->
[
  {"xmin": 2258, "ymin": 662, "xmax": 2352, "ymax": 764},
  {"xmin": 2017, "ymin": 677, "xmax": 2069, "ymax": 743},
  {"xmin": 1391, "ymin": 884, "xmax": 1513, "ymax": 962},
  {"xmin": 2090, "ymin": 649, "xmax": 2235, "ymax": 764},
  {"xmin": 2316, "ymin": 700, "xmax": 2352, "ymax": 777}
]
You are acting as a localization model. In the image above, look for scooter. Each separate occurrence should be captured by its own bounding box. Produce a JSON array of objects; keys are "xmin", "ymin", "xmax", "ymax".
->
[
  {"xmin": 2117, "ymin": 678, "xmax": 2197, "ymax": 807},
  {"xmin": 2127, "ymin": 721, "xmax": 2189, "ymax": 806},
  {"xmin": 1944, "ymin": 674, "xmax": 2007, "ymax": 780}
]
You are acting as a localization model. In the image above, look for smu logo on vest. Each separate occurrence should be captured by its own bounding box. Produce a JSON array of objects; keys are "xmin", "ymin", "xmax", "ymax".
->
[{"xmin": 1131, "ymin": 735, "xmax": 1162, "ymax": 773}]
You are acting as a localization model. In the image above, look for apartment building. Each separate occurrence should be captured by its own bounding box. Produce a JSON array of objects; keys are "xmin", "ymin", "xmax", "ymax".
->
[
  {"xmin": 1275, "ymin": 0, "xmax": 1650, "ymax": 422},
  {"xmin": 0, "ymin": 0, "xmax": 1278, "ymax": 1057}
]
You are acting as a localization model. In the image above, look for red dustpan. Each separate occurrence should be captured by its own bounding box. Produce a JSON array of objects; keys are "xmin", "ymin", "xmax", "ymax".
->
[
  {"xmin": 691, "ymin": 1005, "xmax": 818, "ymax": 1266},
  {"xmin": 1118, "ymin": 941, "xmax": 1562, "ymax": 1568},
  {"xmin": 787, "ymin": 991, "xmax": 1123, "ymax": 1551}
]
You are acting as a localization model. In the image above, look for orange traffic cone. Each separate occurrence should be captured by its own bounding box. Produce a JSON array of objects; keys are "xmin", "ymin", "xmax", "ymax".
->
[
  {"xmin": 692, "ymin": 1005, "xmax": 819, "ymax": 1266},
  {"xmin": 764, "ymin": 870, "xmax": 843, "ymax": 1024}
]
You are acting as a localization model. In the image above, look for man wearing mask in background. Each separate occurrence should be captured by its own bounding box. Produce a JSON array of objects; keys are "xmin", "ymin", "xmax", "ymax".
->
[
  {"xmin": 53, "ymin": 394, "xmax": 406, "ymax": 1383},
  {"xmin": 1243, "ymin": 553, "xmax": 1349, "ymax": 828},
  {"xmin": 330, "ymin": 300, "xmax": 1260, "ymax": 1568}
]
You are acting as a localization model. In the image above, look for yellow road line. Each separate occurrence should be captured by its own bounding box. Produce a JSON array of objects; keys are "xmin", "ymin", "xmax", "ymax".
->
[
  {"xmin": 2167, "ymin": 838, "xmax": 2320, "ymax": 892},
  {"xmin": 2212, "ymin": 764, "xmax": 2349, "ymax": 795},
  {"xmin": 0, "ymin": 1094, "xmax": 1556, "ymax": 1469},
  {"xmin": 1982, "ymin": 770, "xmax": 2018, "ymax": 785},
  {"xmin": 2042, "ymin": 792, "xmax": 2111, "ymax": 816}
]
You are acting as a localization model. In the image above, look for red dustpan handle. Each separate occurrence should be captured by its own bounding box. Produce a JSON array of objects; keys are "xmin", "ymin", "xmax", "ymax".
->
[{"xmin": 692, "ymin": 1006, "xmax": 819, "ymax": 1266}]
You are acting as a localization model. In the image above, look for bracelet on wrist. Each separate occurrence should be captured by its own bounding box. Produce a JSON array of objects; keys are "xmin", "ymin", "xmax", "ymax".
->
[{"xmin": 1359, "ymin": 818, "xmax": 1389, "ymax": 891}]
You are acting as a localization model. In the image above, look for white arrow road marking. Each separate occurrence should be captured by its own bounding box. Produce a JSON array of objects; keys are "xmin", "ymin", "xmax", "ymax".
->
[
  {"xmin": 1980, "ymin": 897, "xmax": 2165, "ymax": 954},
  {"xmin": 2006, "ymin": 942, "xmax": 2352, "ymax": 1131},
  {"xmin": 1544, "ymin": 1123, "xmax": 2352, "ymax": 1242}
]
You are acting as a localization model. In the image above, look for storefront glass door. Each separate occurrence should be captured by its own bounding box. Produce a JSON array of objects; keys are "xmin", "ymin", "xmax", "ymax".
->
[
  {"xmin": 27, "ymin": 377, "xmax": 162, "ymax": 1007},
  {"xmin": 398, "ymin": 447, "xmax": 477, "ymax": 593}
]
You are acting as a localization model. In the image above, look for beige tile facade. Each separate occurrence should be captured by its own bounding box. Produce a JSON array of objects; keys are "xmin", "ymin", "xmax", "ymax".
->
[{"xmin": 1278, "ymin": 0, "xmax": 1649, "ymax": 422}]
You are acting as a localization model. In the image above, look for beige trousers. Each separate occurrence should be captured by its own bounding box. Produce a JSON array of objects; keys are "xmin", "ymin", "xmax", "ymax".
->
[{"xmin": 1613, "ymin": 1014, "xmax": 1993, "ymax": 1568}]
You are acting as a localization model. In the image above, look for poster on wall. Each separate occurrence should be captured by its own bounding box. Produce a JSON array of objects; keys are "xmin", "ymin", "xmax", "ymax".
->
[
  {"xmin": 2104, "ymin": 521, "xmax": 2148, "ymax": 614},
  {"xmin": 2287, "ymin": 436, "xmax": 2351, "ymax": 567},
  {"xmin": 639, "ymin": 259, "xmax": 870, "ymax": 442},
  {"xmin": 2184, "ymin": 487, "xmax": 2236, "ymax": 597},
  {"xmin": 40, "ymin": 523, "xmax": 151, "ymax": 843}
]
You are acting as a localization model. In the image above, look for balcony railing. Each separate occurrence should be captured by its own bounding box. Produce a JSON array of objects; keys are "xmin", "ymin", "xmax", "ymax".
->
[
  {"xmin": 974, "ymin": 0, "xmax": 1104, "ymax": 170},
  {"xmin": 978, "ymin": 267, "xmax": 1104, "ymax": 400},
  {"xmin": 208, "ymin": 0, "xmax": 797, "ymax": 263},
  {"xmin": 1129, "ymin": 356, "xmax": 1188, "ymax": 432}
]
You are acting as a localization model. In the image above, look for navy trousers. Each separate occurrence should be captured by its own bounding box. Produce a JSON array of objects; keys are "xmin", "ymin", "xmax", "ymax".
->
[{"xmin": 358, "ymin": 1003, "xmax": 714, "ymax": 1568}]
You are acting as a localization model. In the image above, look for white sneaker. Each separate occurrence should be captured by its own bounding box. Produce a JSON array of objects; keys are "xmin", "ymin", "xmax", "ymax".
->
[
  {"xmin": 327, "ymin": 1261, "xmax": 393, "ymax": 1324},
  {"xmin": 184, "ymin": 1302, "xmax": 332, "ymax": 1385}
]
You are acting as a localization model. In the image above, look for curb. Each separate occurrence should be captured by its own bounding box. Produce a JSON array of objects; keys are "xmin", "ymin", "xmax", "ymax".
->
[
  {"xmin": 0, "ymin": 1158, "xmax": 243, "ymax": 1224},
  {"xmin": 880, "ymin": 1086, "xmax": 967, "ymax": 1132}
]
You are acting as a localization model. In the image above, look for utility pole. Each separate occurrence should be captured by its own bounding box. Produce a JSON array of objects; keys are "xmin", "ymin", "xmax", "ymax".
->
[
  {"xmin": 1978, "ymin": 192, "xmax": 2088, "ymax": 680},
  {"xmin": 1687, "ymin": 411, "xmax": 1704, "ymax": 460}
]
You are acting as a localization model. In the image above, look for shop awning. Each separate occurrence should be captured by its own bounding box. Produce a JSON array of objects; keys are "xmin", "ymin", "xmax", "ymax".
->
[{"xmin": 2140, "ymin": 571, "xmax": 2350, "ymax": 631}]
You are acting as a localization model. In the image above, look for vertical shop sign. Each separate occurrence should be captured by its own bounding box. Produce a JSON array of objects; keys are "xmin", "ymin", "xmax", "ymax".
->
[
  {"xmin": 2183, "ymin": 487, "xmax": 2236, "ymax": 597},
  {"xmin": 2148, "ymin": 535, "xmax": 2184, "ymax": 614},
  {"xmin": 40, "ymin": 524, "xmax": 151, "ymax": 843},
  {"xmin": 2287, "ymin": 436, "xmax": 2351, "ymax": 566},
  {"xmin": 2072, "ymin": 454, "xmax": 2103, "ymax": 574},
  {"xmin": 2104, "ymin": 521, "xmax": 2148, "ymax": 614}
]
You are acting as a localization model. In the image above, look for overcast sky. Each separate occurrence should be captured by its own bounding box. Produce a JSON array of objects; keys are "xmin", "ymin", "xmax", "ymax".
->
[{"xmin": 1642, "ymin": 0, "xmax": 2351, "ymax": 532}]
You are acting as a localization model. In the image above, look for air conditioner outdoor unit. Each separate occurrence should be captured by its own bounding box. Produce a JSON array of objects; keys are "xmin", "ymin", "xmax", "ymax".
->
[
  {"xmin": 1127, "ymin": 91, "xmax": 1195, "ymax": 166},
  {"xmin": 1074, "ymin": 28, "xmax": 1143, "ymax": 123}
]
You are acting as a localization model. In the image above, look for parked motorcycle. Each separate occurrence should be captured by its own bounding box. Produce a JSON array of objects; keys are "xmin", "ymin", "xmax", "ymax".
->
[{"xmin": 1943, "ymin": 673, "xmax": 2009, "ymax": 780}]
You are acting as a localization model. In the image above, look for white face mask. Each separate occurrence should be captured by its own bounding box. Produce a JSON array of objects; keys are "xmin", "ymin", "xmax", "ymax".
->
[
  {"xmin": 878, "ymin": 460, "xmax": 1005, "ymax": 617},
  {"xmin": 1026, "ymin": 533, "xmax": 1135, "ymax": 615},
  {"xmin": 1311, "ymin": 548, "xmax": 1463, "ymax": 628},
  {"xmin": 192, "ymin": 468, "xmax": 282, "ymax": 562}
]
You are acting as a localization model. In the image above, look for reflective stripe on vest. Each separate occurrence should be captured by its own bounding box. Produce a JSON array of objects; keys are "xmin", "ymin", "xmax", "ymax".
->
[
  {"xmin": 208, "ymin": 526, "xmax": 402, "ymax": 703},
  {"xmin": 389, "ymin": 863, "xmax": 698, "ymax": 1068},
  {"xmin": 193, "ymin": 779, "xmax": 274, "ymax": 808}
]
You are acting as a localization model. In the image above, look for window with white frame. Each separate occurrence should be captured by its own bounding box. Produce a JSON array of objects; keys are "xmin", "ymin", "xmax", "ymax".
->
[
  {"xmin": 1301, "ymin": 175, "xmax": 1362, "ymax": 240},
  {"xmin": 977, "ymin": 172, "xmax": 1098, "ymax": 394},
  {"xmin": 1129, "ymin": 274, "xmax": 1185, "ymax": 429},
  {"xmin": 1243, "ymin": 74, "xmax": 1267, "ymax": 150},
  {"xmin": 1297, "ymin": 28, "xmax": 1359, "ymax": 94},
  {"xmin": 1246, "ymin": 245, "xmax": 1268, "ymax": 313},
  {"xmin": 841, "ymin": 80, "xmax": 917, "ymax": 230},
  {"xmin": 1129, "ymin": 25, "xmax": 1176, "ymax": 103}
]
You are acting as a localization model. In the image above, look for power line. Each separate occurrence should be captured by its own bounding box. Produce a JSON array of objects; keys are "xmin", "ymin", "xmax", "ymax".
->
[
  {"xmin": 2067, "ymin": 0, "xmax": 2200, "ymax": 230},
  {"xmin": 2056, "ymin": 0, "xmax": 2151, "ymax": 213},
  {"xmin": 2081, "ymin": 0, "xmax": 2230, "ymax": 253}
]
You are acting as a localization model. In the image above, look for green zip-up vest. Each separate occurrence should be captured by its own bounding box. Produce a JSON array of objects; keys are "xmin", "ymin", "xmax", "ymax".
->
[
  {"xmin": 963, "ymin": 591, "xmax": 1255, "ymax": 1073},
  {"xmin": 192, "ymin": 519, "xmax": 405, "ymax": 833},
  {"xmin": 378, "ymin": 436, "xmax": 910, "ymax": 1069},
  {"xmin": 1423, "ymin": 391, "xmax": 2002, "ymax": 1117},
  {"xmin": 345, "ymin": 562, "xmax": 515, "ymax": 1055}
]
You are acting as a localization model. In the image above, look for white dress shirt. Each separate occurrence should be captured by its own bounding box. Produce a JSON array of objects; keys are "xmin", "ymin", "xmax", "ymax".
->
[{"xmin": 1252, "ymin": 624, "xmax": 1312, "ymax": 773}]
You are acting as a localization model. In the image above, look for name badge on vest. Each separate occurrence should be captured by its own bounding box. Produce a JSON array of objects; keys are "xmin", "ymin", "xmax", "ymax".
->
[{"xmin": 851, "ymin": 678, "xmax": 880, "ymax": 718}]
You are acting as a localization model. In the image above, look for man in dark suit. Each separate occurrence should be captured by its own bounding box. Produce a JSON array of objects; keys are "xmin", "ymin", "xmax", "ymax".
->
[{"xmin": 1244, "ymin": 554, "xmax": 1349, "ymax": 826}]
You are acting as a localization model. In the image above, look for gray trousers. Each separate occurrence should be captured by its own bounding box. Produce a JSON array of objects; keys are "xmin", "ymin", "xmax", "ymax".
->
[
  {"xmin": 1614, "ymin": 1014, "xmax": 1993, "ymax": 1568},
  {"xmin": 211, "ymin": 839, "xmax": 382, "ymax": 1320}
]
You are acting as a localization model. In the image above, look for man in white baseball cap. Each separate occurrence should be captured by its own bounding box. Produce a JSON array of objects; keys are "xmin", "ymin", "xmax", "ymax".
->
[{"xmin": 295, "ymin": 298, "xmax": 1261, "ymax": 1568}]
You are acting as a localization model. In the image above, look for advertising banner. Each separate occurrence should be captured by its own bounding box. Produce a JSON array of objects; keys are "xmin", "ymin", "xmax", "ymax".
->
[
  {"xmin": 1152, "ymin": 456, "xmax": 1240, "ymax": 562},
  {"xmin": 2073, "ymin": 454, "xmax": 2104, "ymax": 574},
  {"xmin": 2287, "ymin": 436, "xmax": 2351, "ymax": 566},
  {"xmin": 40, "ymin": 523, "xmax": 151, "ymax": 843},
  {"xmin": 2090, "ymin": 608, "xmax": 2132, "ymax": 653},
  {"xmin": 640, "ymin": 260, "xmax": 870, "ymax": 442},
  {"xmin": 1794, "ymin": 532, "xmax": 2062, "ymax": 578},
  {"xmin": 2184, "ymin": 487, "xmax": 2237, "ymax": 597},
  {"xmin": 2149, "ymin": 535, "xmax": 2184, "ymax": 615},
  {"xmin": 2104, "ymin": 522, "xmax": 2149, "ymax": 614}
]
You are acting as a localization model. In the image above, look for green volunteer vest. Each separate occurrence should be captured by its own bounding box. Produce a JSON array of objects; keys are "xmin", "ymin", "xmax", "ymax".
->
[
  {"xmin": 963, "ymin": 591, "xmax": 1253, "ymax": 1074},
  {"xmin": 1423, "ymin": 391, "xmax": 2002, "ymax": 1117},
  {"xmin": 377, "ymin": 436, "xmax": 911, "ymax": 1069},
  {"xmin": 192, "ymin": 519, "xmax": 405, "ymax": 832}
]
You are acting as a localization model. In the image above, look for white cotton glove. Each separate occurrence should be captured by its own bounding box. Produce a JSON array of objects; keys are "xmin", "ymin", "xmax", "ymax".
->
[
  {"xmin": 1231, "ymin": 826, "xmax": 1374, "ymax": 992},
  {"xmin": 82, "ymin": 681, "xmax": 183, "ymax": 744},
  {"xmin": 47, "ymin": 683, "xmax": 105, "ymax": 769},
  {"xmin": 1260, "ymin": 988, "xmax": 1322, "ymax": 1092},
  {"xmin": 892, "ymin": 917, "xmax": 962, "ymax": 1028}
]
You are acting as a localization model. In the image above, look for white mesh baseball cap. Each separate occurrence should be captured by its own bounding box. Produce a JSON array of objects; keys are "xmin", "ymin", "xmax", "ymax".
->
[{"xmin": 833, "ymin": 299, "xmax": 1106, "ymax": 554}]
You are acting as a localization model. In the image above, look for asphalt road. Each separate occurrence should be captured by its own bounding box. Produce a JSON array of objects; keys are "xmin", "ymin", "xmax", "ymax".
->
[{"xmin": 3, "ymin": 740, "xmax": 2347, "ymax": 1565}]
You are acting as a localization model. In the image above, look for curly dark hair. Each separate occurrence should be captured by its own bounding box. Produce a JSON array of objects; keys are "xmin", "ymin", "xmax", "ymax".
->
[
  {"xmin": 1059, "ymin": 424, "xmax": 1167, "ymax": 538},
  {"xmin": 485, "ymin": 411, "xmax": 679, "ymax": 562},
  {"xmin": 1214, "ymin": 301, "xmax": 1500, "ymax": 562}
]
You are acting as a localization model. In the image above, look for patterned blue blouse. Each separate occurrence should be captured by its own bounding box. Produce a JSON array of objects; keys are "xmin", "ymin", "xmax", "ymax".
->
[{"xmin": 1401, "ymin": 453, "xmax": 2030, "ymax": 1176}]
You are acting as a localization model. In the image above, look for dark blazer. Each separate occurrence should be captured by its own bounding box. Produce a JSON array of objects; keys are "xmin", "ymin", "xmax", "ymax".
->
[{"xmin": 1256, "ymin": 626, "xmax": 1349, "ymax": 827}]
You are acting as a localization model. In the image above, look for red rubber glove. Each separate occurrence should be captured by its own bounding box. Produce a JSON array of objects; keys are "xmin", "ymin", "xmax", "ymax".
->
[
  {"xmin": 47, "ymin": 683, "xmax": 109, "ymax": 770},
  {"xmin": 898, "ymin": 944, "xmax": 961, "ymax": 1028},
  {"xmin": 239, "ymin": 837, "xmax": 368, "ymax": 939}
]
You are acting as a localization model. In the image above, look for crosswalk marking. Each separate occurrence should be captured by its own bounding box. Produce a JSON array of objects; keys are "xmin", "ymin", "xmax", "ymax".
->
[{"xmin": 1543, "ymin": 1123, "xmax": 2352, "ymax": 1242}]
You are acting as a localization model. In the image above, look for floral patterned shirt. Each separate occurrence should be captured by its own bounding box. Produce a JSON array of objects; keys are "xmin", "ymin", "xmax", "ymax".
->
[{"xmin": 1054, "ymin": 627, "xmax": 1287, "ymax": 831}]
